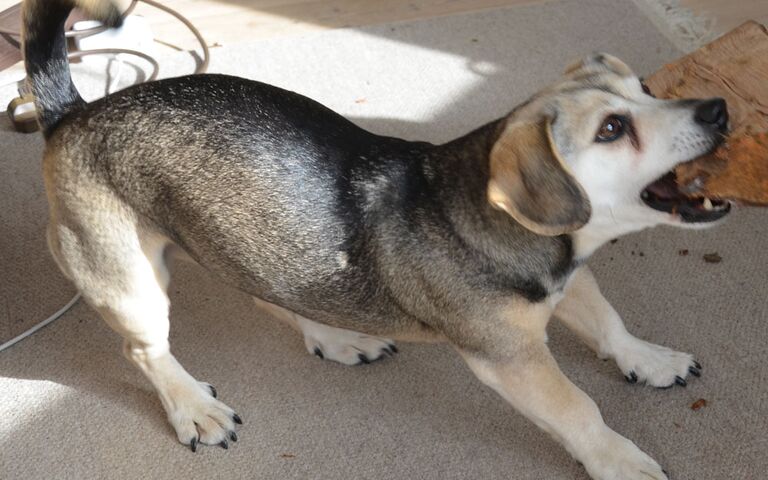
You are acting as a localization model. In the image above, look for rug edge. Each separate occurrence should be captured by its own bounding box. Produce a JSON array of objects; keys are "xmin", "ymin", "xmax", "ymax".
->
[{"xmin": 632, "ymin": 0, "xmax": 717, "ymax": 53}]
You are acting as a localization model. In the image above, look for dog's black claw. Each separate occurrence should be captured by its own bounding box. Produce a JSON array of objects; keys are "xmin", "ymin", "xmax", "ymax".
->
[
  {"xmin": 233, "ymin": 413, "xmax": 243, "ymax": 425},
  {"xmin": 190, "ymin": 437, "xmax": 198, "ymax": 453},
  {"xmin": 625, "ymin": 371, "xmax": 638, "ymax": 384},
  {"xmin": 662, "ymin": 468, "xmax": 669, "ymax": 476},
  {"xmin": 313, "ymin": 347, "xmax": 324, "ymax": 359},
  {"xmin": 693, "ymin": 360, "xmax": 702, "ymax": 370},
  {"xmin": 209, "ymin": 385, "xmax": 217, "ymax": 398},
  {"xmin": 675, "ymin": 376, "xmax": 687, "ymax": 387},
  {"xmin": 358, "ymin": 353, "xmax": 370, "ymax": 364},
  {"xmin": 389, "ymin": 344, "xmax": 398, "ymax": 353},
  {"xmin": 689, "ymin": 366, "xmax": 701, "ymax": 377},
  {"xmin": 229, "ymin": 431, "xmax": 238, "ymax": 442},
  {"xmin": 220, "ymin": 439, "xmax": 229, "ymax": 450}
]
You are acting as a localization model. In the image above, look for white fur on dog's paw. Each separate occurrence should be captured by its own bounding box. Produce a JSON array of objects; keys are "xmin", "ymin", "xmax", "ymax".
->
[
  {"xmin": 613, "ymin": 337, "xmax": 700, "ymax": 388},
  {"xmin": 302, "ymin": 324, "xmax": 396, "ymax": 366},
  {"xmin": 164, "ymin": 379, "xmax": 240, "ymax": 451},
  {"xmin": 582, "ymin": 430, "xmax": 668, "ymax": 480}
]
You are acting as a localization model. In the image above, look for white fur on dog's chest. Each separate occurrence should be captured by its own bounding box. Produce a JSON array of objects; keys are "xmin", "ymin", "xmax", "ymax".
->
[{"xmin": 547, "ymin": 289, "xmax": 566, "ymax": 308}]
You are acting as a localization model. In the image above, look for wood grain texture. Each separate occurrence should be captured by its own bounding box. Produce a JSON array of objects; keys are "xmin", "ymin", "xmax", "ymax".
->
[{"xmin": 646, "ymin": 22, "xmax": 768, "ymax": 205}]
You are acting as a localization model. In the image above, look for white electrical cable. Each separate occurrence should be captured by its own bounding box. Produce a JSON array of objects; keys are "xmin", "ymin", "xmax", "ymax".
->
[
  {"xmin": 0, "ymin": 0, "xmax": 209, "ymax": 75},
  {"xmin": 68, "ymin": 47, "xmax": 160, "ymax": 81},
  {"xmin": 107, "ymin": 55, "xmax": 125, "ymax": 94},
  {"xmin": 0, "ymin": 294, "xmax": 82, "ymax": 352},
  {"xmin": 141, "ymin": 0, "xmax": 210, "ymax": 74},
  {"xmin": 1, "ymin": 1, "xmax": 209, "ymax": 353}
]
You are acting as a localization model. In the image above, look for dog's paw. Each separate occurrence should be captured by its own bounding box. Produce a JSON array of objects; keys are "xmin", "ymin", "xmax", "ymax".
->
[
  {"xmin": 613, "ymin": 337, "xmax": 700, "ymax": 388},
  {"xmin": 582, "ymin": 430, "xmax": 668, "ymax": 480},
  {"xmin": 302, "ymin": 325, "xmax": 396, "ymax": 366},
  {"xmin": 165, "ymin": 380, "xmax": 241, "ymax": 451}
]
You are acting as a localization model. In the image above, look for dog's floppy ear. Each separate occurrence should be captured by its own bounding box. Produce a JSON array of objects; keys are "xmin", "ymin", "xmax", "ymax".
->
[
  {"xmin": 488, "ymin": 118, "xmax": 591, "ymax": 236},
  {"xmin": 565, "ymin": 52, "xmax": 634, "ymax": 77}
]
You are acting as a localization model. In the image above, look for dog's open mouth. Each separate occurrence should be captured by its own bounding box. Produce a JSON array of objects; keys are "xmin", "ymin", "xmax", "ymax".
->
[{"xmin": 641, "ymin": 170, "xmax": 731, "ymax": 223}]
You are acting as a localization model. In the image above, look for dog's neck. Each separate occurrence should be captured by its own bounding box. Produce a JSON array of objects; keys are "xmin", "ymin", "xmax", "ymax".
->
[
  {"xmin": 420, "ymin": 120, "xmax": 578, "ymax": 294},
  {"xmin": 571, "ymin": 205, "xmax": 665, "ymax": 259}
]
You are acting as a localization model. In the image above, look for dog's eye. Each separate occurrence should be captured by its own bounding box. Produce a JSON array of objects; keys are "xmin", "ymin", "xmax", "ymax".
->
[{"xmin": 595, "ymin": 115, "xmax": 625, "ymax": 142}]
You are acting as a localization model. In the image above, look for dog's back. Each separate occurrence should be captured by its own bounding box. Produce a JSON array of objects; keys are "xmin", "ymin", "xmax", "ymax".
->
[
  {"xmin": 30, "ymin": 7, "xmax": 439, "ymax": 333},
  {"xmin": 48, "ymin": 74, "xmax": 380, "ymax": 292}
]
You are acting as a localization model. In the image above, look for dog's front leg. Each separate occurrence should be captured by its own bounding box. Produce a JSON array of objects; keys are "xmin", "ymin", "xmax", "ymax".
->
[
  {"xmin": 555, "ymin": 266, "xmax": 700, "ymax": 387},
  {"xmin": 454, "ymin": 301, "xmax": 667, "ymax": 480},
  {"xmin": 458, "ymin": 308, "xmax": 667, "ymax": 480}
]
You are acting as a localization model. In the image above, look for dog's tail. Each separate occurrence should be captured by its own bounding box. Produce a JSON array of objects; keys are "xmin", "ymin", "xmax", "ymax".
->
[{"xmin": 22, "ymin": 0, "xmax": 123, "ymax": 135}]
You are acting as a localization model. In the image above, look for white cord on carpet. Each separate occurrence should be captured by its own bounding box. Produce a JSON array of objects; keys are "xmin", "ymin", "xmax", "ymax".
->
[
  {"xmin": 108, "ymin": 55, "xmax": 125, "ymax": 94},
  {"xmin": 0, "ymin": 294, "xmax": 82, "ymax": 353},
  {"xmin": 0, "ymin": 0, "xmax": 209, "ymax": 76},
  {"xmin": 1, "ymin": 0, "xmax": 209, "ymax": 353}
]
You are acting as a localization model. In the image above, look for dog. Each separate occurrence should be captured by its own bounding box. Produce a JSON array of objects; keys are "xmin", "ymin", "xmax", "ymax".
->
[{"xmin": 23, "ymin": 1, "xmax": 731, "ymax": 478}]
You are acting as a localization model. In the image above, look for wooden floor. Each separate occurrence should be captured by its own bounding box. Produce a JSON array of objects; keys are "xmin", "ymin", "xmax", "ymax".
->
[{"xmin": 1, "ymin": 0, "xmax": 767, "ymax": 68}]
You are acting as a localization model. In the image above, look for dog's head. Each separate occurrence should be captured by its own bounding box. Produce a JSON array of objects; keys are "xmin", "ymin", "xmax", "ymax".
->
[{"xmin": 488, "ymin": 53, "xmax": 730, "ymax": 253}]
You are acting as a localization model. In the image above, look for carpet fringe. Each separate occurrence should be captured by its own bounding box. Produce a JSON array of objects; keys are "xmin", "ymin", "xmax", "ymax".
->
[{"xmin": 633, "ymin": 0, "xmax": 717, "ymax": 52}]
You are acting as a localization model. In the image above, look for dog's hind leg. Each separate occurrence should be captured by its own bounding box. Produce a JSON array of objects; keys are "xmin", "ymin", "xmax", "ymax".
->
[
  {"xmin": 554, "ymin": 266, "xmax": 701, "ymax": 388},
  {"xmin": 47, "ymin": 195, "xmax": 240, "ymax": 451},
  {"xmin": 252, "ymin": 297, "xmax": 397, "ymax": 365}
]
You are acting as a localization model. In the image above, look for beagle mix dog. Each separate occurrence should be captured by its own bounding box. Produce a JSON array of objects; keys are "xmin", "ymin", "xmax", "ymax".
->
[{"xmin": 24, "ymin": 1, "xmax": 729, "ymax": 478}]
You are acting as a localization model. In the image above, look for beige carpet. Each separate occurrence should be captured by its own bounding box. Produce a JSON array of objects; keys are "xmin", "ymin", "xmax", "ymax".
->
[{"xmin": 1, "ymin": 1, "xmax": 767, "ymax": 478}]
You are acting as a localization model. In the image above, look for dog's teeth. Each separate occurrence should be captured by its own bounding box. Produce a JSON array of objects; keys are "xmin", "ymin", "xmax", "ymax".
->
[{"xmin": 703, "ymin": 198, "xmax": 713, "ymax": 211}]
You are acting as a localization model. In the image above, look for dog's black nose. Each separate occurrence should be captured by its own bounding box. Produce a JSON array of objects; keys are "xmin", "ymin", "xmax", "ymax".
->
[{"xmin": 695, "ymin": 98, "xmax": 728, "ymax": 132}]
